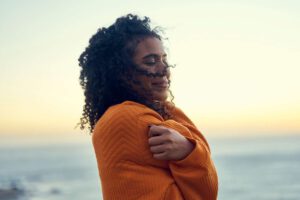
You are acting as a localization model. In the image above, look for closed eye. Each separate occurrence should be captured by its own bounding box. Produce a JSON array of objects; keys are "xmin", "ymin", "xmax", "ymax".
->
[
  {"xmin": 142, "ymin": 54, "xmax": 167, "ymax": 65},
  {"xmin": 144, "ymin": 61, "xmax": 156, "ymax": 66}
]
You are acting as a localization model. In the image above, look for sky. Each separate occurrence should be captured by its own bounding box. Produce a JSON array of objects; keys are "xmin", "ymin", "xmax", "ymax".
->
[{"xmin": 0, "ymin": 0, "xmax": 299, "ymax": 138}]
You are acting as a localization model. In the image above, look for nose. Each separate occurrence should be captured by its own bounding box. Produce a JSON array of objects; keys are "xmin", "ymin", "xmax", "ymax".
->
[
  {"xmin": 151, "ymin": 64, "xmax": 168, "ymax": 78},
  {"xmin": 155, "ymin": 59, "xmax": 169, "ymax": 76}
]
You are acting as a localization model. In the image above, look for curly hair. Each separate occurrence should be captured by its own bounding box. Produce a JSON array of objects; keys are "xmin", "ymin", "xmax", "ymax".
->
[{"xmin": 77, "ymin": 14, "xmax": 175, "ymax": 133}]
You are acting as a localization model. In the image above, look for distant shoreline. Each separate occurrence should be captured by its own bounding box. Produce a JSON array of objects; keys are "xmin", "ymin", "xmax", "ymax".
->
[{"xmin": 0, "ymin": 187, "xmax": 24, "ymax": 200}]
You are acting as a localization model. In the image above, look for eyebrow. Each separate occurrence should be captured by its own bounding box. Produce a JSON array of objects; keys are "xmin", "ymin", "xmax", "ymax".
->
[{"xmin": 142, "ymin": 53, "xmax": 167, "ymax": 60}]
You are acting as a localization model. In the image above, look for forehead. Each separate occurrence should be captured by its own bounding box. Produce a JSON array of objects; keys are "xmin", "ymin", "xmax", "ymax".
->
[{"xmin": 133, "ymin": 37, "xmax": 165, "ymax": 58}]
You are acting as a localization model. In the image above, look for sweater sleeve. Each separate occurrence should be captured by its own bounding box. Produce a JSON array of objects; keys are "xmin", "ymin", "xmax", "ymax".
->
[
  {"xmin": 93, "ymin": 103, "xmax": 218, "ymax": 200},
  {"xmin": 158, "ymin": 119, "xmax": 219, "ymax": 200},
  {"xmin": 138, "ymin": 105, "xmax": 218, "ymax": 200},
  {"xmin": 92, "ymin": 105, "xmax": 184, "ymax": 200}
]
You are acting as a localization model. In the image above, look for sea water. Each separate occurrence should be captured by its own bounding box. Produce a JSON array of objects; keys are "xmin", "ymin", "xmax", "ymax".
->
[
  {"xmin": 0, "ymin": 134, "xmax": 299, "ymax": 200},
  {"xmin": 212, "ymin": 135, "xmax": 300, "ymax": 200}
]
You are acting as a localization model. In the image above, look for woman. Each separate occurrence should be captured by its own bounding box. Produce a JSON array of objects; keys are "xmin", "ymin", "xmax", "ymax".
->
[{"xmin": 78, "ymin": 14, "xmax": 218, "ymax": 200}]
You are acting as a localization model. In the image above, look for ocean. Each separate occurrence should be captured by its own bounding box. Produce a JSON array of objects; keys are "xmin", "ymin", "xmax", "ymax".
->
[{"xmin": 0, "ymin": 134, "xmax": 299, "ymax": 200}]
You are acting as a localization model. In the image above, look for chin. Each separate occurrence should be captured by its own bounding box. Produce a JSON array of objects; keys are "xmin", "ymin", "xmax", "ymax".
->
[{"xmin": 152, "ymin": 91, "xmax": 168, "ymax": 102}]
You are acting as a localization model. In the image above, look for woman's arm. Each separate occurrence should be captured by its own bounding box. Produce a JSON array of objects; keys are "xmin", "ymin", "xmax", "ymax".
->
[
  {"xmin": 93, "ymin": 103, "xmax": 218, "ymax": 200},
  {"xmin": 149, "ymin": 120, "xmax": 218, "ymax": 200},
  {"xmin": 92, "ymin": 104, "xmax": 184, "ymax": 200},
  {"xmin": 141, "ymin": 105, "xmax": 218, "ymax": 200}
]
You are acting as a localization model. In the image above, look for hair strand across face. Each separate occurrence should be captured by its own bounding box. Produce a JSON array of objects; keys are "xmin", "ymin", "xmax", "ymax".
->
[{"xmin": 77, "ymin": 14, "xmax": 176, "ymax": 133}]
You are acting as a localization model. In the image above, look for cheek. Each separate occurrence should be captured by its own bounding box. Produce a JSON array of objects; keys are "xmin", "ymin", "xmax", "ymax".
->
[
  {"xmin": 166, "ymin": 68, "xmax": 171, "ymax": 79},
  {"xmin": 137, "ymin": 76, "xmax": 152, "ymax": 88}
]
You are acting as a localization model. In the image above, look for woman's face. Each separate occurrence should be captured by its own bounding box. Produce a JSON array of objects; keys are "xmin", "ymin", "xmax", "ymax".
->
[{"xmin": 130, "ymin": 37, "xmax": 170, "ymax": 102}]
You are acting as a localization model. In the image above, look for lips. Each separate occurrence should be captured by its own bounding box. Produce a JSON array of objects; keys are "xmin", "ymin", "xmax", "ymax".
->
[{"xmin": 152, "ymin": 80, "xmax": 169, "ymax": 89}]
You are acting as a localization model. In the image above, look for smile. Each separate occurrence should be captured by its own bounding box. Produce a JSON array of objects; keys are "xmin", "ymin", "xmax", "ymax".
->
[{"xmin": 152, "ymin": 81, "xmax": 169, "ymax": 89}]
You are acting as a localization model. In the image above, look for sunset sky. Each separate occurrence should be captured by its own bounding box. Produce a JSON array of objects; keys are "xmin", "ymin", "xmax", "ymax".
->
[{"xmin": 0, "ymin": 0, "xmax": 299, "ymax": 138}]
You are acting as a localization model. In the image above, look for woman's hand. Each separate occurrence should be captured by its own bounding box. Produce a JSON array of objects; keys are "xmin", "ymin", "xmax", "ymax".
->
[{"xmin": 148, "ymin": 125, "xmax": 195, "ymax": 161}]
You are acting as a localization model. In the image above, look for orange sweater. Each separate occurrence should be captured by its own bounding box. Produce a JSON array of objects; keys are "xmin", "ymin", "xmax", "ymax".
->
[{"xmin": 92, "ymin": 101, "xmax": 218, "ymax": 200}]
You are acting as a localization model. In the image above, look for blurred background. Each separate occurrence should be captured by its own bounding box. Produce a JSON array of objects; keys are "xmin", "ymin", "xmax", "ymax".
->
[{"xmin": 0, "ymin": 0, "xmax": 299, "ymax": 199}]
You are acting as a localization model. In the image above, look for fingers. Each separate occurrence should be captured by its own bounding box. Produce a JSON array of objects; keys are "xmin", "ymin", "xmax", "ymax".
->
[
  {"xmin": 153, "ymin": 152, "xmax": 168, "ymax": 160},
  {"xmin": 148, "ymin": 135, "xmax": 165, "ymax": 146},
  {"xmin": 148, "ymin": 124, "xmax": 168, "ymax": 137},
  {"xmin": 148, "ymin": 125, "xmax": 171, "ymax": 145},
  {"xmin": 149, "ymin": 144, "xmax": 165, "ymax": 153},
  {"xmin": 148, "ymin": 125, "xmax": 172, "ymax": 161}
]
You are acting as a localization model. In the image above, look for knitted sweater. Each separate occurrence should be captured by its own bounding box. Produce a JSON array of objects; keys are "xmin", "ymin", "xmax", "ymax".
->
[{"xmin": 92, "ymin": 101, "xmax": 218, "ymax": 200}]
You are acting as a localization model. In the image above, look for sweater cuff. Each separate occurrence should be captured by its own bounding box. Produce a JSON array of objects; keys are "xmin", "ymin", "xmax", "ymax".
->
[
  {"xmin": 158, "ymin": 119, "xmax": 194, "ymax": 139},
  {"xmin": 169, "ymin": 137, "xmax": 208, "ymax": 167},
  {"xmin": 157, "ymin": 119, "xmax": 210, "ymax": 167}
]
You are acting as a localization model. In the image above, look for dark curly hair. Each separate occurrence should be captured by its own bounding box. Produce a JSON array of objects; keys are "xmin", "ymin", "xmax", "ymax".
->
[{"xmin": 77, "ymin": 14, "xmax": 175, "ymax": 133}]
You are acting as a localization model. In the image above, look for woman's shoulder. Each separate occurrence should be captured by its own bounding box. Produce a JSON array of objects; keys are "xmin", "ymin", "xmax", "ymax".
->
[
  {"xmin": 94, "ymin": 101, "xmax": 151, "ymax": 129},
  {"xmin": 106, "ymin": 100, "xmax": 149, "ymax": 116}
]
